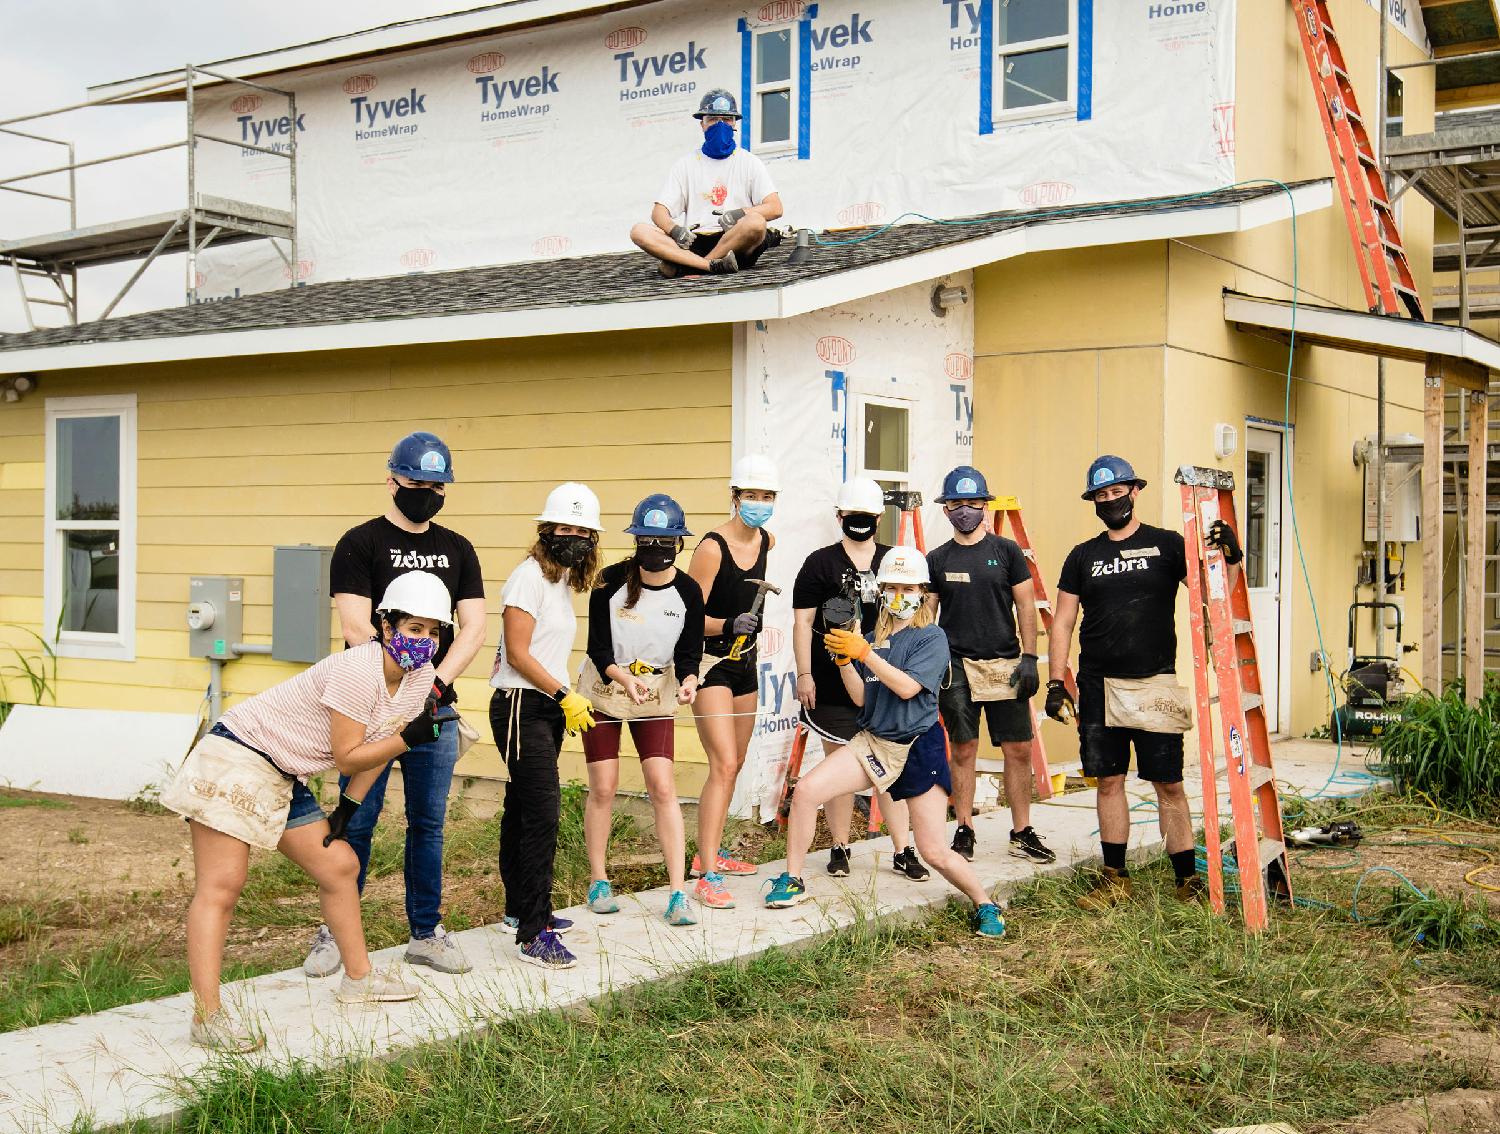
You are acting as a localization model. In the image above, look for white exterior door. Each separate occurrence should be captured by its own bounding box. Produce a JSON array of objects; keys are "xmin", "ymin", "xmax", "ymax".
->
[{"xmin": 1244, "ymin": 426, "xmax": 1285, "ymax": 730}]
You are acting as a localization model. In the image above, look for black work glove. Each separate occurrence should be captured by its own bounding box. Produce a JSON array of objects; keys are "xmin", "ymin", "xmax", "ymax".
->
[
  {"xmin": 1044, "ymin": 679, "xmax": 1075, "ymax": 723},
  {"xmin": 1206, "ymin": 519, "xmax": 1243, "ymax": 565},
  {"xmin": 400, "ymin": 708, "xmax": 443, "ymax": 751},
  {"xmin": 669, "ymin": 224, "xmax": 693, "ymax": 249},
  {"xmin": 731, "ymin": 610, "xmax": 763, "ymax": 637},
  {"xmin": 425, "ymin": 675, "xmax": 457, "ymax": 715},
  {"xmin": 718, "ymin": 208, "xmax": 747, "ymax": 231},
  {"xmin": 1010, "ymin": 654, "xmax": 1040, "ymax": 701},
  {"xmin": 322, "ymin": 793, "xmax": 361, "ymax": 847}
]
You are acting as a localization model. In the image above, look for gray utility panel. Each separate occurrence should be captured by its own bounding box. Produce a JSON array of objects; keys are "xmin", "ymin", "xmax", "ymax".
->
[
  {"xmin": 273, "ymin": 544, "xmax": 334, "ymax": 663},
  {"xmin": 188, "ymin": 576, "xmax": 244, "ymax": 660}
]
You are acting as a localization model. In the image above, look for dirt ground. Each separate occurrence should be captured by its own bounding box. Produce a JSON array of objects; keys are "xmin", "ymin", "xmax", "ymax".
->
[{"xmin": 1344, "ymin": 1088, "xmax": 1500, "ymax": 1134}]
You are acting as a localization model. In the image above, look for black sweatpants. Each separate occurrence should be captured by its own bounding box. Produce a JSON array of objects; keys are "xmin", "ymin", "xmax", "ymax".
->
[{"xmin": 491, "ymin": 687, "xmax": 565, "ymax": 946}]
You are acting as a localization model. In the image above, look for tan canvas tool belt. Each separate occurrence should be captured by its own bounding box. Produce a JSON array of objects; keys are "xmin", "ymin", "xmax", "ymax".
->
[
  {"xmin": 1103, "ymin": 675, "xmax": 1193, "ymax": 733},
  {"xmin": 962, "ymin": 656, "xmax": 1021, "ymax": 701},
  {"xmin": 455, "ymin": 715, "xmax": 481, "ymax": 757},
  {"xmin": 160, "ymin": 731, "xmax": 294, "ymax": 849},
  {"xmin": 579, "ymin": 657, "xmax": 674, "ymax": 720},
  {"xmin": 846, "ymin": 730, "xmax": 915, "ymax": 791}
]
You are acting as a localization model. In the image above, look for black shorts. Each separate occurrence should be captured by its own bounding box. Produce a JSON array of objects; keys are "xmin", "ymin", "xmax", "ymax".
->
[
  {"xmin": 938, "ymin": 659, "xmax": 1035, "ymax": 746},
  {"xmin": 888, "ymin": 721, "xmax": 952, "ymax": 802},
  {"xmin": 700, "ymin": 653, "xmax": 759, "ymax": 698},
  {"xmin": 801, "ymin": 701, "xmax": 859, "ymax": 745},
  {"xmin": 689, "ymin": 232, "xmax": 770, "ymax": 267},
  {"xmin": 1075, "ymin": 672, "xmax": 1185, "ymax": 783}
]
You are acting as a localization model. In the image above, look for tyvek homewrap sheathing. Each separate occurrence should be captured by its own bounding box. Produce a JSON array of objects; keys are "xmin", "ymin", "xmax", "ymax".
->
[
  {"xmin": 187, "ymin": 0, "xmax": 1238, "ymax": 298},
  {"xmin": 725, "ymin": 274, "xmax": 974, "ymax": 819}
]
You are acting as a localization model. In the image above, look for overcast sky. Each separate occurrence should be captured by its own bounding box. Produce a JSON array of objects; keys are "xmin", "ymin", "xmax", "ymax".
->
[{"xmin": 0, "ymin": 0, "xmax": 468, "ymax": 332}]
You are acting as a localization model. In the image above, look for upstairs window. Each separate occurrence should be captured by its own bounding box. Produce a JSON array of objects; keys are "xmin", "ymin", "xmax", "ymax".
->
[
  {"xmin": 752, "ymin": 25, "xmax": 797, "ymax": 151},
  {"xmin": 997, "ymin": 0, "xmax": 1074, "ymax": 119}
]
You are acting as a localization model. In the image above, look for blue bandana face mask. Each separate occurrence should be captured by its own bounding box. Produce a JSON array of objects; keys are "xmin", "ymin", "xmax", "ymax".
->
[
  {"xmin": 738, "ymin": 500, "xmax": 774, "ymax": 528},
  {"xmin": 385, "ymin": 630, "xmax": 438, "ymax": 671},
  {"xmin": 702, "ymin": 120, "xmax": 736, "ymax": 159}
]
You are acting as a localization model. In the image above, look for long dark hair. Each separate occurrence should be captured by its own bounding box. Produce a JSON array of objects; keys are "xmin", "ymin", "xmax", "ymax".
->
[{"xmin": 531, "ymin": 522, "xmax": 599, "ymax": 593}]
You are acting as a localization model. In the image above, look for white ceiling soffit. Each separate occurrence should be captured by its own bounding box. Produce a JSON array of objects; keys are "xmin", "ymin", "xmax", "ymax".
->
[
  {"xmin": 1224, "ymin": 290, "xmax": 1500, "ymax": 373},
  {"xmin": 0, "ymin": 180, "xmax": 1332, "ymax": 375}
]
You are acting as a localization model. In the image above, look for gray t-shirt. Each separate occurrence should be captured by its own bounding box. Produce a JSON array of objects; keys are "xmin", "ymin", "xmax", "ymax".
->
[{"xmin": 854, "ymin": 623, "xmax": 950, "ymax": 742}]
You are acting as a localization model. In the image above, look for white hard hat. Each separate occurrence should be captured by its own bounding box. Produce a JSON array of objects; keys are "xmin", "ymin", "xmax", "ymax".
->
[
  {"xmin": 836, "ymin": 477, "xmax": 885, "ymax": 516},
  {"xmin": 536, "ymin": 482, "xmax": 604, "ymax": 531},
  {"xmin": 375, "ymin": 571, "xmax": 454, "ymax": 625},
  {"xmin": 876, "ymin": 546, "xmax": 930, "ymax": 587},
  {"xmin": 730, "ymin": 454, "xmax": 780, "ymax": 493}
]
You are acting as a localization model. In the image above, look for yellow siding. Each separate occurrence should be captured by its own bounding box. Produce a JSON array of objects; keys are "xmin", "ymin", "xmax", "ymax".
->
[{"xmin": 0, "ymin": 327, "xmax": 733, "ymax": 786}]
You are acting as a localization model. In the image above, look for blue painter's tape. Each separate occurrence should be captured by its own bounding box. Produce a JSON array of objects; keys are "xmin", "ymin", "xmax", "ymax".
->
[
  {"xmin": 1077, "ymin": 0, "xmax": 1093, "ymax": 122},
  {"xmin": 738, "ymin": 18, "xmax": 752, "ymax": 151},
  {"xmin": 978, "ymin": 0, "xmax": 993, "ymax": 136},
  {"xmin": 827, "ymin": 369, "xmax": 847, "ymax": 476},
  {"xmin": 798, "ymin": 10, "xmax": 814, "ymax": 159}
]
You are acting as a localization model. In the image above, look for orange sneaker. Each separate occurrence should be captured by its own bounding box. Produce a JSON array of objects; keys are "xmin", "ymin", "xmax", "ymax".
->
[
  {"xmin": 691, "ymin": 848, "xmax": 757, "ymax": 877},
  {"xmin": 692, "ymin": 872, "xmax": 736, "ymax": 909}
]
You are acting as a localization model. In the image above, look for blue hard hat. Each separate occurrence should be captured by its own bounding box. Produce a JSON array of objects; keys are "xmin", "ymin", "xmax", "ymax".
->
[
  {"xmin": 692, "ymin": 88, "xmax": 741, "ymax": 120},
  {"xmin": 624, "ymin": 493, "xmax": 693, "ymax": 538},
  {"xmin": 388, "ymin": 431, "xmax": 454, "ymax": 484},
  {"xmin": 1082, "ymin": 455, "xmax": 1145, "ymax": 499},
  {"xmin": 935, "ymin": 465, "xmax": 993, "ymax": 503}
]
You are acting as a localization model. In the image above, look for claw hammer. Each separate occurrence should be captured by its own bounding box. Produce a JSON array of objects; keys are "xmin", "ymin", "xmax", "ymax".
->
[{"xmin": 727, "ymin": 579, "xmax": 781, "ymax": 661}]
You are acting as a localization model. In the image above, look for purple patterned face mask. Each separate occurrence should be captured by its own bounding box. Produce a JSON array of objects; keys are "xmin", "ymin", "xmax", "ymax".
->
[{"xmin": 385, "ymin": 631, "xmax": 437, "ymax": 671}]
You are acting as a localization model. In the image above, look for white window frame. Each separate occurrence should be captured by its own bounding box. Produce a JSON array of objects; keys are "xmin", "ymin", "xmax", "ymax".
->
[
  {"xmin": 750, "ymin": 22, "xmax": 799, "ymax": 155},
  {"xmin": 43, "ymin": 394, "xmax": 137, "ymax": 661},
  {"xmin": 993, "ymin": 0, "xmax": 1076, "ymax": 127},
  {"xmin": 854, "ymin": 394, "xmax": 911, "ymax": 484}
]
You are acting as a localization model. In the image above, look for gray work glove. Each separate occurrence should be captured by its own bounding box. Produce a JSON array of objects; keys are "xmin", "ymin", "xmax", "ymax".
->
[
  {"xmin": 731, "ymin": 610, "xmax": 763, "ymax": 637},
  {"xmin": 669, "ymin": 224, "xmax": 693, "ymax": 249},
  {"xmin": 717, "ymin": 208, "xmax": 747, "ymax": 231}
]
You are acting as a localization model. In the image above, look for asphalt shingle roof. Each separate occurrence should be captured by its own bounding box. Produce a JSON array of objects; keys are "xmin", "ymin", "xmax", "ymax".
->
[{"xmin": 0, "ymin": 182, "xmax": 1309, "ymax": 353}]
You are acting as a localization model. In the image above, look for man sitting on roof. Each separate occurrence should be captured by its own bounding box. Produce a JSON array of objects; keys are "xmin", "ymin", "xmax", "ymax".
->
[{"xmin": 630, "ymin": 89, "xmax": 784, "ymax": 278}]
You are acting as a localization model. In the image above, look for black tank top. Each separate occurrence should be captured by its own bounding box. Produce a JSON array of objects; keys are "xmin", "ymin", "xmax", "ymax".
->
[{"xmin": 702, "ymin": 529, "xmax": 769, "ymax": 657}]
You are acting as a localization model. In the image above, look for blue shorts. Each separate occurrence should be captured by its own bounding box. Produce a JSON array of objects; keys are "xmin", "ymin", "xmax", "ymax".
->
[
  {"xmin": 286, "ymin": 780, "xmax": 325, "ymax": 829},
  {"xmin": 887, "ymin": 721, "xmax": 952, "ymax": 802}
]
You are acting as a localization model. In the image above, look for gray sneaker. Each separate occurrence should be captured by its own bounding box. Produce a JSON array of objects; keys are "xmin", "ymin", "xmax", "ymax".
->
[
  {"xmin": 337, "ymin": 967, "xmax": 420, "ymax": 1004},
  {"xmin": 302, "ymin": 924, "xmax": 342, "ymax": 977},
  {"xmin": 190, "ymin": 1011, "xmax": 263, "ymax": 1053},
  {"xmin": 404, "ymin": 923, "xmax": 472, "ymax": 974}
]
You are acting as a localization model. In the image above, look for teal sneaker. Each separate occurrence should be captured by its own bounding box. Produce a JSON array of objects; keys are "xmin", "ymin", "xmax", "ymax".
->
[
  {"xmin": 763, "ymin": 872, "xmax": 808, "ymax": 908},
  {"xmin": 663, "ymin": 890, "xmax": 697, "ymax": 926},
  {"xmin": 588, "ymin": 880, "xmax": 621, "ymax": 915},
  {"xmin": 973, "ymin": 902, "xmax": 1006, "ymax": 940}
]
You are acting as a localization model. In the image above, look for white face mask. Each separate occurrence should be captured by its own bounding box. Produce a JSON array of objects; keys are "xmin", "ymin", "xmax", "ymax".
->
[{"xmin": 882, "ymin": 591, "xmax": 922, "ymax": 620}]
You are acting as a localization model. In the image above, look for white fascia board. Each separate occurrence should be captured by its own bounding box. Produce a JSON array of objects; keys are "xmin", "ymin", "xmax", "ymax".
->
[{"xmin": 1223, "ymin": 291, "xmax": 1500, "ymax": 372}]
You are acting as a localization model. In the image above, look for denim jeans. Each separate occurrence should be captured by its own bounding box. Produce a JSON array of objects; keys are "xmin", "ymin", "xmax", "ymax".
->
[{"xmin": 338, "ymin": 717, "xmax": 460, "ymax": 939}]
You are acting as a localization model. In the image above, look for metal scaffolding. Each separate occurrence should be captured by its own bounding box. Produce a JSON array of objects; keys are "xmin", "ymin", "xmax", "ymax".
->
[{"xmin": 0, "ymin": 65, "xmax": 298, "ymax": 327}]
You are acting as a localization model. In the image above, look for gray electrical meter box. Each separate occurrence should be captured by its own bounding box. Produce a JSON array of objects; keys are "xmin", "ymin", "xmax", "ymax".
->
[
  {"xmin": 273, "ymin": 544, "xmax": 334, "ymax": 663},
  {"xmin": 188, "ymin": 576, "xmax": 244, "ymax": 659}
]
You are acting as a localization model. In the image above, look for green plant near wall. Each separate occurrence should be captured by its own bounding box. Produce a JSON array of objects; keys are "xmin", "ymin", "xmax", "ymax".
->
[
  {"xmin": 1378, "ymin": 678, "xmax": 1500, "ymax": 814},
  {"xmin": 0, "ymin": 624, "xmax": 57, "ymax": 727}
]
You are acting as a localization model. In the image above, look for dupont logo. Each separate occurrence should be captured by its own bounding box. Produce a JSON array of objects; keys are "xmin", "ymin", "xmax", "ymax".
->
[
  {"xmin": 400, "ymin": 248, "xmax": 436, "ymax": 270},
  {"xmin": 231, "ymin": 94, "xmax": 262, "ymax": 115},
  {"xmin": 760, "ymin": 626, "xmax": 786, "ymax": 658},
  {"xmin": 467, "ymin": 51, "xmax": 505, "ymax": 73},
  {"xmin": 342, "ymin": 73, "xmax": 378, "ymax": 96},
  {"xmin": 816, "ymin": 335, "xmax": 857, "ymax": 366},
  {"xmin": 836, "ymin": 201, "xmax": 884, "ymax": 226},
  {"xmin": 193, "ymin": 271, "xmax": 207, "ymax": 288},
  {"xmin": 282, "ymin": 259, "xmax": 315, "ymax": 282},
  {"xmin": 944, "ymin": 353, "xmax": 974, "ymax": 382},
  {"xmin": 758, "ymin": 1, "xmax": 805, "ymax": 20},
  {"xmin": 606, "ymin": 26, "xmax": 647, "ymax": 50},
  {"xmin": 1213, "ymin": 102, "xmax": 1236, "ymax": 157},
  {"xmin": 1020, "ymin": 181, "xmax": 1075, "ymax": 207},
  {"xmin": 532, "ymin": 235, "xmax": 572, "ymax": 256}
]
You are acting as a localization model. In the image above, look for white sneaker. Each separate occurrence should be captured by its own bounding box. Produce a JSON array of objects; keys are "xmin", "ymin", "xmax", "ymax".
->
[
  {"xmin": 336, "ymin": 967, "xmax": 421, "ymax": 1004},
  {"xmin": 190, "ymin": 1011, "xmax": 263, "ymax": 1053},
  {"xmin": 302, "ymin": 924, "xmax": 342, "ymax": 978},
  {"xmin": 404, "ymin": 924, "xmax": 472, "ymax": 974}
]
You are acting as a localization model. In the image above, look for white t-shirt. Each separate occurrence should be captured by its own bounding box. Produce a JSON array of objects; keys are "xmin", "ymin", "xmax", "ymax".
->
[
  {"xmin": 490, "ymin": 555, "xmax": 577, "ymax": 693},
  {"xmin": 656, "ymin": 148, "xmax": 778, "ymax": 234}
]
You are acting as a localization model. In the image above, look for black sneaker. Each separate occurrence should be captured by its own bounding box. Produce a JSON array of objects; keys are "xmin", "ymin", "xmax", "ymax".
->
[
  {"xmin": 892, "ymin": 847, "xmax": 930, "ymax": 882},
  {"xmin": 1008, "ymin": 826, "xmax": 1057, "ymax": 865},
  {"xmin": 826, "ymin": 844, "xmax": 851, "ymax": 877},
  {"xmin": 952, "ymin": 823, "xmax": 976, "ymax": 861}
]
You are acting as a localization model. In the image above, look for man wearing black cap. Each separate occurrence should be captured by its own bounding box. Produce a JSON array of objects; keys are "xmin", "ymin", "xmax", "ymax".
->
[
  {"xmin": 629, "ymin": 88, "xmax": 783, "ymax": 277},
  {"xmin": 1046, "ymin": 455, "xmax": 1240, "ymax": 910}
]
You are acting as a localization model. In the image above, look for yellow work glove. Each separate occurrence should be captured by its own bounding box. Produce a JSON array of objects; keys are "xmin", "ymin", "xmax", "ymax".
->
[
  {"xmin": 557, "ymin": 689, "xmax": 596, "ymax": 734},
  {"xmin": 823, "ymin": 628, "xmax": 871, "ymax": 665}
]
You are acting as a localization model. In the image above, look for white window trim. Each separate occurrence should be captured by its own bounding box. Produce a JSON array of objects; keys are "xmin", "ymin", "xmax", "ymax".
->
[
  {"xmin": 993, "ymin": 0, "xmax": 1075, "ymax": 127},
  {"xmin": 854, "ymin": 393, "xmax": 911, "ymax": 483},
  {"xmin": 43, "ymin": 393, "xmax": 137, "ymax": 661},
  {"xmin": 751, "ymin": 23, "xmax": 799, "ymax": 155}
]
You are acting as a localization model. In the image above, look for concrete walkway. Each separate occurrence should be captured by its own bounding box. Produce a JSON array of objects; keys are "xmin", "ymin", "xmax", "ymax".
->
[{"xmin": 0, "ymin": 739, "xmax": 1377, "ymax": 1133}]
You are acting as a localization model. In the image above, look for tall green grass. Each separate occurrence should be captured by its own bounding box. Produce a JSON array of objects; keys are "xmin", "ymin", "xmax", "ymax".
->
[
  {"xmin": 0, "ymin": 623, "xmax": 56, "ymax": 727},
  {"xmin": 1378, "ymin": 679, "xmax": 1500, "ymax": 813}
]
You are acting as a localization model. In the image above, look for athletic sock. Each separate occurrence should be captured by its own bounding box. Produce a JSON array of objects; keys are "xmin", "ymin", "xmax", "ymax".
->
[
  {"xmin": 1169, "ymin": 849, "xmax": 1197, "ymax": 884},
  {"xmin": 1101, "ymin": 841, "xmax": 1128, "ymax": 873}
]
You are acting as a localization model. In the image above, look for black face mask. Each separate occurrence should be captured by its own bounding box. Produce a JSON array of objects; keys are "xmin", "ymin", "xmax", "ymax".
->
[
  {"xmin": 394, "ymin": 484, "xmax": 445, "ymax": 524},
  {"xmin": 840, "ymin": 515, "xmax": 877, "ymax": 542},
  {"xmin": 1094, "ymin": 495, "xmax": 1135, "ymax": 531},
  {"xmin": 543, "ymin": 533, "xmax": 592, "ymax": 568},
  {"xmin": 635, "ymin": 545, "xmax": 677, "ymax": 573}
]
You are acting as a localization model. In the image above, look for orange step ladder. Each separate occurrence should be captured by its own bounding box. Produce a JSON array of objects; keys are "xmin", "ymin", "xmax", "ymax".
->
[
  {"xmin": 1291, "ymin": 0, "xmax": 1423, "ymax": 318},
  {"xmin": 1177, "ymin": 465, "xmax": 1292, "ymax": 931}
]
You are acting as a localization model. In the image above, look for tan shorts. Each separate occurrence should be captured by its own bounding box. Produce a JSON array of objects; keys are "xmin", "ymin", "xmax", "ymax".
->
[
  {"xmin": 846, "ymin": 730, "xmax": 915, "ymax": 792},
  {"xmin": 160, "ymin": 732, "xmax": 293, "ymax": 850}
]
